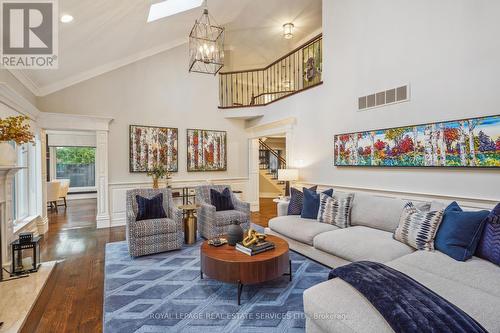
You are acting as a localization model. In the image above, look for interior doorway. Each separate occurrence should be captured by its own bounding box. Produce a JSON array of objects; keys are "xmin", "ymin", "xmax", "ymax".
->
[
  {"xmin": 258, "ymin": 136, "xmax": 287, "ymax": 199},
  {"xmin": 45, "ymin": 130, "xmax": 97, "ymax": 227}
]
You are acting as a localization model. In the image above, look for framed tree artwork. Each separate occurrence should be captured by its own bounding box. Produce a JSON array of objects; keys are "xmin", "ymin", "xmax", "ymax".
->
[
  {"xmin": 187, "ymin": 129, "xmax": 227, "ymax": 172},
  {"xmin": 129, "ymin": 125, "xmax": 178, "ymax": 173},
  {"xmin": 334, "ymin": 114, "xmax": 500, "ymax": 168}
]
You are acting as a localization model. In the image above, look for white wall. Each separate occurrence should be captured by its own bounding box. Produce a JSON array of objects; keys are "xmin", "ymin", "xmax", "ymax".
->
[
  {"xmin": 37, "ymin": 44, "xmax": 249, "ymax": 185},
  {"xmin": 248, "ymin": 0, "xmax": 500, "ymax": 202},
  {"xmin": 37, "ymin": 44, "xmax": 251, "ymax": 224}
]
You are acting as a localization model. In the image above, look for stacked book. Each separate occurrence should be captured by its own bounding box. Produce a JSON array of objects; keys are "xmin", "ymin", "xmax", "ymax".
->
[{"xmin": 235, "ymin": 241, "xmax": 275, "ymax": 256}]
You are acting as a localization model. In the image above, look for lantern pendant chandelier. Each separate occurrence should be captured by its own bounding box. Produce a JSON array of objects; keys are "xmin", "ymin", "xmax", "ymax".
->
[{"xmin": 188, "ymin": 0, "xmax": 224, "ymax": 75}]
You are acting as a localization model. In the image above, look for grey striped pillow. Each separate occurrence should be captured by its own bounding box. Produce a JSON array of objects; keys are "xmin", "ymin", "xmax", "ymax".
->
[
  {"xmin": 317, "ymin": 192, "xmax": 354, "ymax": 228},
  {"xmin": 394, "ymin": 202, "xmax": 444, "ymax": 251}
]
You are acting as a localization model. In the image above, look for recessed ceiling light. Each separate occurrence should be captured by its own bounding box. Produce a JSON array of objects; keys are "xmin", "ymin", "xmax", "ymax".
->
[
  {"xmin": 60, "ymin": 14, "xmax": 74, "ymax": 23},
  {"xmin": 148, "ymin": 0, "xmax": 203, "ymax": 23}
]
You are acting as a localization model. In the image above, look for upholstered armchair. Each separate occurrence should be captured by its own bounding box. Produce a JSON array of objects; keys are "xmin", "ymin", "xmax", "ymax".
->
[
  {"xmin": 196, "ymin": 184, "xmax": 251, "ymax": 239},
  {"xmin": 126, "ymin": 188, "xmax": 183, "ymax": 257}
]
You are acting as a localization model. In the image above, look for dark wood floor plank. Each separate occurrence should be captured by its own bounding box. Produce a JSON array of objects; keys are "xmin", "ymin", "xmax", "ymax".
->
[{"xmin": 30, "ymin": 197, "xmax": 276, "ymax": 332}]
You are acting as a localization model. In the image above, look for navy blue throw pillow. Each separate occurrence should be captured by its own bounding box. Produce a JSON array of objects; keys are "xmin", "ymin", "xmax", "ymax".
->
[
  {"xmin": 287, "ymin": 186, "xmax": 318, "ymax": 215},
  {"xmin": 476, "ymin": 203, "xmax": 500, "ymax": 265},
  {"xmin": 210, "ymin": 188, "xmax": 234, "ymax": 211},
  {"xmin": 435, "ymin": 201, "xmax": 489, "ymax": 261},
  {"xmin": 301, "ymin": 187, "xmax": 334, "ymax": 219},
  {"xmin": 136, "ymin": 193, "xmax": 167, "ymax": 221}
]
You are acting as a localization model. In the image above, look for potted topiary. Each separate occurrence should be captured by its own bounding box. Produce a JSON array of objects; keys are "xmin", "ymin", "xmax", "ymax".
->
[
  {"xmin": 0, "ymin": 116, "xmax": 35, "ymax": 166},
  {"xmin": 147, "ymin": 163, "xmax": 172, "ymax": 189}
]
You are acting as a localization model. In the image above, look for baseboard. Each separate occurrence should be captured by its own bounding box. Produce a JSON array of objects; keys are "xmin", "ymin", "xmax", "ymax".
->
[
  {"xmin": 36, "ymin": 216, "xmax": 49, "ymax": 234},
  {"xmin": 67, "ymin": 192, "xmax": 97, "ymax": 200},
  {"xmin": 96, "ymin": 214, "xmax": 111, "ymax": 229}
]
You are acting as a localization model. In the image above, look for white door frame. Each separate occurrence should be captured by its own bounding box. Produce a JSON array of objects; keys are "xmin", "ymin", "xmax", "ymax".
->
[
  {"xmin": 246, "ymin": 117, "xmax": 296, "ymax": 211},
  {"xmin": 37, "ymin": 112, "xmax": 113, "ymax": 228}
]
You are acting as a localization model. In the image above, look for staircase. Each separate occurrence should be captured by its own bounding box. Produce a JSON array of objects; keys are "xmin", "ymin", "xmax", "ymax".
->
[{"xmin": 259, "ymin": 139, "xmax": 286, "ymax": 197}]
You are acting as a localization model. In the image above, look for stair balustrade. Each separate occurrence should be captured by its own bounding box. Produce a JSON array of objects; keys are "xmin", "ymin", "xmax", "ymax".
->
[{"xmin": 219, "ymin": 34, "xmax": 322, "ymax": 108}]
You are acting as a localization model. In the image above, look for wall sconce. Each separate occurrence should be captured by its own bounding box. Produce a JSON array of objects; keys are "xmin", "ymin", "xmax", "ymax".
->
[{"xmin": 283, "ymin": 23, "xmax": 294, "ymax": 39}]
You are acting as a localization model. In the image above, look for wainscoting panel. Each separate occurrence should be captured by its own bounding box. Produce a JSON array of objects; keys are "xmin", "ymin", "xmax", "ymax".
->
[
  {"xmin": 296, "ymin": 182, "xmax": 497, "ymax": 211},
  {"xmin": 108, "ymin": 177, "xmax": 249, "ymax": 227}
]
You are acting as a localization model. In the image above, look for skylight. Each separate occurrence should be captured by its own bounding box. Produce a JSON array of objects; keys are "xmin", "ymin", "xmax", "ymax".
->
[{"xmin": 147, "ymin": 0, "xmax": 204, "ymax": 23}]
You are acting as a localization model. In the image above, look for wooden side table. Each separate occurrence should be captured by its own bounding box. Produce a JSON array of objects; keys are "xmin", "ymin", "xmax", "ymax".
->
[{"xmin": 179, "ymin": 204, "xmax": 199, "ymax": 244}]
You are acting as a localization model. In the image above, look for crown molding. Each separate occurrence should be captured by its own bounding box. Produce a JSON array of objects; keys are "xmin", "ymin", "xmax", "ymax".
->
[
  {"xmin": 7, "ymin": 70, "xmax": 41, "ymax": 96},
  {"xmin": 37, "ymin": 112, "xmax": 114, "ymax": 131},
  {"xmin": 37, "ymin": 38, "xmax": 188, "ymax": 96},
  {"xmin": 0, "ymin": 82, "xmax": 41, "ymax": 120}
]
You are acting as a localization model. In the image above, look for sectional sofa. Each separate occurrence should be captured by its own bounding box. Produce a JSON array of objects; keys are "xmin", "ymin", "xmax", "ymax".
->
[{"xmin": 264, "ymin": 191, "xmax": 500, "ymax": 333}]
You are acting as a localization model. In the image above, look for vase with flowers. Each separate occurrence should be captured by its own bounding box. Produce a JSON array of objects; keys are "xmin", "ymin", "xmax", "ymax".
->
[
  {"xmin": 147, "ymin": 163, "xmax": 172, "ymax": 189},
  {"xmin": 0, "ymin": 116, "xmax": 35, "ymax": 166}
]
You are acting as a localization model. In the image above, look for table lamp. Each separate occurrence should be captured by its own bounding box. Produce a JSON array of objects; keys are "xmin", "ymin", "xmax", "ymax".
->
[{"xmin": 278, "ymin": 169, "xmax": 299, "ymax": 197}]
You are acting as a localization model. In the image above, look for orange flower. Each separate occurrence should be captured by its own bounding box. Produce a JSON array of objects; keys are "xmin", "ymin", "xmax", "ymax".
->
[{"xmin": 0, "ymin": 116, "xmax": 35, "ymax": 144}]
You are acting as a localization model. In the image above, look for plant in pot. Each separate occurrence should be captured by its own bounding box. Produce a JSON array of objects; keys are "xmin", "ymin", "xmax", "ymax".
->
[
  {"xmin": 0, "ymin": 116, "xmax": 35, "ymax": 166},
  {"xmin": 147, "ymin": 163, "xmax": 171, "ymax": 189}
]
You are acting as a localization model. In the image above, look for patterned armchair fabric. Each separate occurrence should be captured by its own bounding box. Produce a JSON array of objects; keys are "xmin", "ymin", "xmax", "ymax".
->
[
  {"xmin": 196, "ymin": 184, "xmax": 251, "ymax": 239},
  {"xmin": 126, "ymin": 188, "xmax": 183, "ymax": 257}
]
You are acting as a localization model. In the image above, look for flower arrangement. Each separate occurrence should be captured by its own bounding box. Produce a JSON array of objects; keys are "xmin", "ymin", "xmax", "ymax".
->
[
  {"xmin": 147, "ymin": 163, "xmax": 172, "ymax": 189},
  {"xmin": 0, "ymin": 116, "xmax": 35, "ymax": 144}
]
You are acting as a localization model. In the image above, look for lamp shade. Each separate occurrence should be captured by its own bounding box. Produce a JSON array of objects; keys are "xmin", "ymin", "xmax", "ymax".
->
[{"xmin": 278, "ymin": 169, "xmax": 299, "ymax": 181}]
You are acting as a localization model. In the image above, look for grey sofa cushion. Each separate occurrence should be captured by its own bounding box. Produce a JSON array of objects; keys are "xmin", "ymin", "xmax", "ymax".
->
[
  {"xmin": 350, "ymin": 193, "xmax": 408, "ymax": 232},
  {"xmin": 389, "ymin": 250, "xmax": 500, "ymax": 298},
  {"xmin": 304, "ymin": 260, "xmax": 500, "ymax": 333},
  {"xmin": 313, "ymin": 226, "xmax": 414, "ymax": 263},
  {"xmin": 268, "ymin": 215, "xmax": 339, "ymax": 245},
  {"xmin": 304, "ymin": 278, "xmax": 394, "ymax": 333}
]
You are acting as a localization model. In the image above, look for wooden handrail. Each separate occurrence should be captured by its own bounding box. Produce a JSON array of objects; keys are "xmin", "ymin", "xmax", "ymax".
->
[
  {"xmin": 220, "ymin": 33, "xmax": 323, "ymax": 75},
  {"xmin": 259, "ymin": 139, "xmax": 286, "ymax": 167},
  {"xmin": 219, "ymin": 82, "xmax": 323, "ymax": 109}
]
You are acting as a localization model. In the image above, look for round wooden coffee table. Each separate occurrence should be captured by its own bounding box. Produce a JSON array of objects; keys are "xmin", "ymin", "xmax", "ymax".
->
[{"xmin": 200, "ymin": 234, "xmax": 291, "ymax": 305}]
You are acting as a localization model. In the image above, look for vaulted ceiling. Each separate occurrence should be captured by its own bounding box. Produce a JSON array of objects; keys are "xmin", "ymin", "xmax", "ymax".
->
[{"xmin": 11, "ymin": 0, "xmax": 322, "ymax": 96}]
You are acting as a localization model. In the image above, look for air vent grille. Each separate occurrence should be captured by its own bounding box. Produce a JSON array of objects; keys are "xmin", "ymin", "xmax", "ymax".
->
[{"xmin": 358, "ymin": 85, "xmax": 409, "ymax": 111}]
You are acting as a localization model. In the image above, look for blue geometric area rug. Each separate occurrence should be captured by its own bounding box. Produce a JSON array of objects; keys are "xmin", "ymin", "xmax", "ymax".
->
[{"xmin": 103, "ymin": 240, "xmax": 330, "ymax": 332}]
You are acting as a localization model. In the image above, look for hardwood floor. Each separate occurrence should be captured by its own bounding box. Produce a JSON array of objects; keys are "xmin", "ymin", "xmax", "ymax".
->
[{"xmin": 29, "ymin": 197, "xmax": 277, "ymax": 332}]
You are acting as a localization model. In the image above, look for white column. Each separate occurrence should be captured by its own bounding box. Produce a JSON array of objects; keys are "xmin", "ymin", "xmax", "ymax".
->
[
  {"xmin": 248, "ymin": 139, "xmax": 260, "ymax": 212},
  {"xmin": 96, "ymin": 131, "xmax": 110, "ymax": 228},
  {"xmin": 37, "ymin": 130, "xmax": 48, "ymax": 234}
]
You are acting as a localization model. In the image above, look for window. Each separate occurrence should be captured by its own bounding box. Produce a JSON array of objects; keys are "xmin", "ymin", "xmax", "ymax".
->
[
  {"xmin": 55, "ymin": 147, "xmax": 96, "ymax": 188},
  {"xmin": 15, "ymin": 144, "xmax": 30, "ymax": 221}
]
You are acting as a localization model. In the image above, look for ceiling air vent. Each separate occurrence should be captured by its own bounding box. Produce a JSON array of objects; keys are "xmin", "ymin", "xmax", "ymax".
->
[{"xmin": 358, "ymin": 85, "xmax": 409, "ymax": 111}]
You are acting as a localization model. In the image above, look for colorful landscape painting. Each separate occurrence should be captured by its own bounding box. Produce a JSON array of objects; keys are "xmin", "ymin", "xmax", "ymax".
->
[
  {"xmin": 187, "ymin": 129, "xmax": 227, "ymax": 172},
  {"xmin": 334, "ymin": 115, "xmax": 500, "ymax": 168},
  {"xmin": 129, "ymin": 125, "xmax": 178, "ymax": 172}
]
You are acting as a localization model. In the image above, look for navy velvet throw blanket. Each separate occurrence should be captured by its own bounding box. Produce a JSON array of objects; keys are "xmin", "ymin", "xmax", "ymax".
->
[{"xmin": 328, "ymin": 261, "xmax": 487, "ymax": 333}]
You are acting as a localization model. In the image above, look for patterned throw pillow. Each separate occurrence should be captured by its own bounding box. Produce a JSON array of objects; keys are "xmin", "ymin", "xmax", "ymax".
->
[
  {"xmin": 210, "ymin": 188, "xmax": 234, "ymax": 211},
  {"xmin": 136, "ymin": 193, "xmax": 166, "ymax": 221},
  {"xmin": 317, "ymin": 192, "xmax": 354, "ymax": 228},
  {"xmin": 476, "ymin": 203, "xmax": 500, "ymax": 265},
  {"xmin": 394, "ymin": 202, "xmax": 444, "ymax": 251},
  {"xmin": 287, "ymin": 186, "xmax": 317, "ymax": 215}
]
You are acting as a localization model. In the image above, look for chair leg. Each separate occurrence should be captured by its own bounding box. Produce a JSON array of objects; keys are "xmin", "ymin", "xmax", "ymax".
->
[
  {"xmin": 54, "ymin": 202, "xmax": 58, "ymax": 213},
  {"xmin": 64, "ymin": 197, "xmax": 67, "ymax": 207}
]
